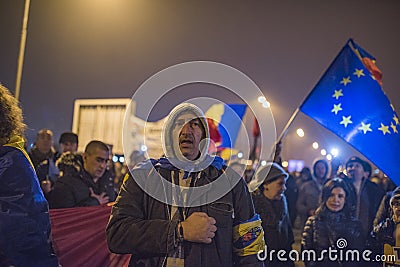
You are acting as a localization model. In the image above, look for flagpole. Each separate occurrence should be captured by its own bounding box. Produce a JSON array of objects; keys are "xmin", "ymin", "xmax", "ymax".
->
[
  {"xmin": 277, "ymin": 107, "xmax": 300, "ymax": 143},
  {"xmin": 15, "ymin": 0, "xmax": 31, "ymax": 100}
]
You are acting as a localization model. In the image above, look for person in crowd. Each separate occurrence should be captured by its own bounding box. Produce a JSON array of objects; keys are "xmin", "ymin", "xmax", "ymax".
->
[
  {"xmin": 374, "ymin": 186, "xmax": 400, "ymax": 227},
  {"xmin": 296, "ymin": 167, "xmax": 312, "ymax": 188},
  {"xmin": 106, "ymin": 103, "xmax": 265, "ymax": 266},
  {"xmin": 370, "ymin": 189, "xmax": 400, "ymax": 267},
  {"xmin": 28, "ymin": 128, "xmax": 59, "ymax": 183},
  {"xmin": 50, "ymin": 140, "xmax": 116, "ymax": 208},
  {"xmin": 301, "ymin": 178, "xmax": 364, "ymax": 267},
  {"xmin": 296, "ymin": 159, "xmax": 329, "ymax": 228},
  {"xmin": 128, "ymin": 150, "xmax": 146, "ymax": 170},
  {"xmin": 345, "ymin": 156, "xmax": 385, "ymax": 239},
  {"xmin": 0, "ymin": 84, "xmax": 59, "ymax": 266},
  {"xmin": 57, "ymin": 131, "xmax": 79, "ymax": 156},
  {"xmin": 249, "ymin": 162, "xmax": 294, "ymax": 266}
]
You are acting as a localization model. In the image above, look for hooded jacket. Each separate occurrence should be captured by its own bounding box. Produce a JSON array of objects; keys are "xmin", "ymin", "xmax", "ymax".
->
[{"xmin": 106, "ymin": 103, "xmax": 264, "ymax": 267}]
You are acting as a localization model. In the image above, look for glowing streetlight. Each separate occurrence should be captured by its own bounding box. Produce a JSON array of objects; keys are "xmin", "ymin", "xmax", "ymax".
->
[
  {"xmin": 262, "ymin": 101, "xmax": 270, "ymax": 108},
  {"xmin": 282, "ymin": 161, "xmax": 288, "ymax": 168},
  {"xmin": 141, "ymin": 144, "xmax": 147, "ymax": 152},
  {"xmin": 326, "ymin": 154, "xmax": 332, "ymax": 161},
  {"xmin": 312, "ymin": 142, "xmax": 319, "ymax": 149},
  {"xmin": 296, "ymin": 128, "xmax": 305, "ymax": 138},
  {"xmin": 321, "ymin": 149, "xmax": 327, "ymax": 156},
  {"xmin": 237, "ymin": 152, "xmax": 243, "ymax": 158},
  {"xmin": 258, "ymin": 96, "xmax": 266, "ymax": 103},
  {"xmin": 260, "ymin": 160, "xmax": 267, "ymax": 166}
]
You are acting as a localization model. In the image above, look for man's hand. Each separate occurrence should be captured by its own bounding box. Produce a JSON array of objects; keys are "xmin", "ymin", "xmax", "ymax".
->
[
  {"xmin": 40, "ymin": 180, "xmax": 52, "ymax": 194},
  {"xmin": 181, "ymin": 212, "xmax": 217, "ymax": 244},
  {"xmin": 89, "ymin": 188, "xmax": 110, "ymax": 204}
]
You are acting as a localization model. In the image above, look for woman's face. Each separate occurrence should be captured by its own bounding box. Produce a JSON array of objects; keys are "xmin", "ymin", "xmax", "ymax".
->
[
  {"xmin": 326, "ymin": 187, "xmax": 346, "ymax": 212},
  {"xmin": 263, "ymin": 176, "xmax": 286, "ymax": 200}
]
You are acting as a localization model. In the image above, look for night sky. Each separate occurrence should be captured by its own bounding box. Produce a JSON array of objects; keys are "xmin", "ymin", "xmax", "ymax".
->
[{"xmin": 1, "ymin": 0, "xmax": 399, "ymax": 167}]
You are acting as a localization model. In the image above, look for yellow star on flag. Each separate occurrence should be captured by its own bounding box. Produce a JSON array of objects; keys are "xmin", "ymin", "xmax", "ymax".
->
[
  {"xmin": 358, "ymin": 122, "xmax": 372, "ymax": 134},
  {"xmin": 353, "ymin": 69, "xmax": 365, "ymax": 78},
  {"xmin": 378, "ymin": 123, "xmax": 391, "ymax": 135},
  {"xmin": 340, "ymin": 76, "xmax": 351, "ymax": 86},
  {"xmin": 394, "ymin": 115, "xmax": 399, "ymax": 125},
  {"xmin": 340, "ymin": 116, "xmax": 352, "ymax": 128},
  {"xmin": 391, "ymin": 123, "xmax": 398, "ymax": 133},
  {"xmin": 332, "ymin": 89, "xmax": 343, "ymax": 100},
  {"xmin": 331, "ymin": 103, "xmax": 343, "ymax": 115}
]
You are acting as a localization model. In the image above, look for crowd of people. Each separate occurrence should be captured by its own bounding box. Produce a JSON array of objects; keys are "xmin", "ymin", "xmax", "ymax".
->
[{"xmin": 1, "ymin": 83, "xmax": 398, "ymax": 266}]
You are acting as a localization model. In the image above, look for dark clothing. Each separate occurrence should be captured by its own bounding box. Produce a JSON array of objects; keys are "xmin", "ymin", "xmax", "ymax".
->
[
  {"xmin": 252, "ymin": 190, "xmax": 294, "ymax": 267},
  {"xmin": 50, "ymin": 169, "xmax": 115, "ymax": 208},
  {"xmin": 284, "ymin": 174, "xmax": 298, "ymax": 225},
  {"xmin": 301, "ymin": 208, "xmax": 365, "ymax": 267},
  {"xmin": 106, "ymin": 159, "xmax": 264, "ymax": 267},
  {"xmin": 369, "ymin": 218, "xmax": 400, "ymax": 266},
  {"xmin": 28, "ymin": 146, "xmax": 58, "ymax": 182},
  {"xmin": 346, "ymin": 178, "xmax": 384, "ymax": 239},
  {"xmin": 373, "ymin": 191, "xmax": 392, "ymax": 227},
  {"xmin": 0, "ymin": 145, "xmax": 59, "ymax": 267}
]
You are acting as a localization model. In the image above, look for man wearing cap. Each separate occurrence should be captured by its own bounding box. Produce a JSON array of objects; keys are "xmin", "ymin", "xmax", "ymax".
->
[
  {"xmin": 107, "ymin": 103, "xmax": 265, "ymax": 266},
  {"xmin": 249, "ymin": 162, "xmax": 294, "ymax": 266},
  {"xmin": 346, "ymin": 156, "xmax": 384, "ymax": 239},
  {"xmin": 371, "ymin": 190, "xmax": 400, "ymax": 266}
]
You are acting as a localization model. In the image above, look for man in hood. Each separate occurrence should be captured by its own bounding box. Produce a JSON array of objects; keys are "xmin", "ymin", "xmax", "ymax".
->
[{"xmin": 107, "ymin": 102, "xmax": 265, "ymax": 267}]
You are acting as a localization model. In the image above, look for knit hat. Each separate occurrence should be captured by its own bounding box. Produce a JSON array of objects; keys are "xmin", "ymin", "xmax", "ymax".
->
[
  {"xmin": 345, "ymin": 156, "xmax": 365, "ymax": 169},
  {"xmin": 248, "ymin": 162, "xmax": 288, "ymax": 192},
  {"xmin": 59, "ymin": 132, "xmax": 78, "ymax": 145}
]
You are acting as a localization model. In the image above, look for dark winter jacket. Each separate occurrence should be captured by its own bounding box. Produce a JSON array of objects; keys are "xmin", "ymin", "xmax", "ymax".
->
[
  {"xmin": 50, "ymin": 169, "xmax": 115, "ymax": 208},
  {"xmin": 0, "ymin": 144, "xmax": 59, "ymax": 267},
  {"xmin": 252, "ymin": 190, "xmax": 294, "ymax": 266},
  {"xmin": 345, "ymin": 178, "xmax": 384, "ymax": 239},
  {"xmin": 302, "ymin": 208, "xmax": 365, "ymax": 267},
  {"xmin": 106, "ymin": 159, "xmax": 264, "ymax": 267},
  {"xmin": 28, "ymin": 146, "xmax": 58, "ymax": 182}
]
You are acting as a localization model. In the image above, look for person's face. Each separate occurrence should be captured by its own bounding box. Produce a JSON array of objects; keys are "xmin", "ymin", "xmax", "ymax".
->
[
  {"xmin": 391, "ymin": 199, "xmax": 400, "ymax": 218},
  {"xmin": 346, "ymin": 162, "xmax": 365, "ymax": 181},
  {"xmin": 83, "ymin": 147, "xmax": 109, "ymax": 180},
  {"xmin": 326, "ymin": 187, "xmax": 346, "ymax": 212},
  {"xmin": 315, "ymin": 162, "xmax": 327, "ymax": 179},
  {"xmin": 60, "ymin": 141, "xmax": 78, "ymax": 153},
  {"xmin": 173, "ymin": 113, "xmax": 204, "ymax": 161},
  {"xmin": 263, "ymin": 176, "xmax": 287, "ymax": 200},
  {"xmin": 36, "ymin": 133, "xmax": 53, "ymax": 154}
]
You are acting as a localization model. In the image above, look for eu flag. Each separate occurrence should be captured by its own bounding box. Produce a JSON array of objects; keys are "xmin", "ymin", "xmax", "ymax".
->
[{"xmin": 300, "ymin": 39, "xmax": 400, "ymax": 184}]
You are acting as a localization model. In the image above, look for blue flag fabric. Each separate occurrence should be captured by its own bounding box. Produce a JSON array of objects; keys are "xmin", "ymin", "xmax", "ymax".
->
[
  {"xmin": 300, "ymin": 39, "xmax": 400, "ymax": 184},
  {"xmin": 212, "ymin": 104, "xmax": 247, "ymax": 148}
]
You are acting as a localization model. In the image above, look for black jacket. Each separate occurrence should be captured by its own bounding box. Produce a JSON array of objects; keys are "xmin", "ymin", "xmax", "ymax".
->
[
  {"xmin": 106, "ymin": 160, "xmax": 264, "ymax": 267},
  {"xmin": 302, "ymin": 208, "xmax": 365, "ymax": 267},
  {"xmin": 252, "ymin": 190, "xmax": 294, "ymax": 266},
  {"xmin": 50, "ymin": 169, "xmax": 115, "ymax": 208}
]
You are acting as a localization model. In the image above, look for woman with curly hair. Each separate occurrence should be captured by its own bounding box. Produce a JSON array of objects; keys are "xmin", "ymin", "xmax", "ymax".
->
[{"xmin": 0, "ymin": 84, "xmax": 59, "ymax": 267}]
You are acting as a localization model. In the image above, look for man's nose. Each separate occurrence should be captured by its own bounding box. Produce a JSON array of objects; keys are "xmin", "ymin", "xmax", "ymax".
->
[{"xmin": 181, "ymin": 123, "xmax": 192, "ymax": 134}]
